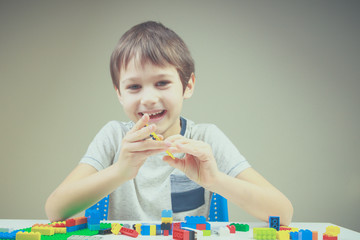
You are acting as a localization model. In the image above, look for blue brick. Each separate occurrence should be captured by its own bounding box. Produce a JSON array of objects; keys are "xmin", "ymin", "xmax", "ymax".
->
[
  {"xmin": 88, "ymin": 224, "xmax": 100, "ymax": 231},
  {"xmin": 161, "ymin": 210, "xmax": 173, "ymax": 218},
  {"xmin": 184, "ymin": 216, "xmax": 206, "ymax": 224},
  {"xmin": 269, "ymin": 216, "xmax": 280, "ymax": 231},
  {"xmin": 290, "ymin": 231, "xmax": 299, "ymax": 240},
  {"xmin": 299, "ymin": 229, "xmax": 312, "ymax": 240},
  {"xmin": 141, "ymin": 224, "xmax": 150, "ymax": 236}
]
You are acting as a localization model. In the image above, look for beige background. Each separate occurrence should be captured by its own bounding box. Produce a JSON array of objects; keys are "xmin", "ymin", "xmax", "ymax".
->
[{"xmin": 1, "ymin": 0, "xmax": 359, "ymax": 232}]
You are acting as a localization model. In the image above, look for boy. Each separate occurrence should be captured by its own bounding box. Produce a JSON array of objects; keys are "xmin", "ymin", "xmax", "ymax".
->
[{"xmin": 45, "ymin": 21, "xmax": 293, "ymax": 225}]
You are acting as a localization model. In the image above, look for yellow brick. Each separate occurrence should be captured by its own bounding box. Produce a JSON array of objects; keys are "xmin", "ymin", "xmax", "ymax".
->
[
  {"xmin": 325, "ymin": 226, "xmax": 340, "ymax": 236},
  {"xmin": 54, "ymin": 227, "xmax": 66, "ymax": 234},
  {"xmin": 150, "ymin": 225, "xmax": 156, "ymax": 236},
  {"xmin": 16, "ymin": 232, "xmax": 41, "ymax": 240},
  {"xmin": 134, "ymin": 224, "xmax": 142, "ymax": 234},
  {"xmin": 277, "ymin": 231, "xmax": 290, "ymax": 240},
  {"xmin": 31, "ymin": 226, "xmax": 55, "ymax": 235},
  {"xmin": 161, "ymin": 217, "xmax": 173, "ymax": 223},
  {"xmin": 111, "ymin": 223, "xmax": 122, "ymax": 235}
]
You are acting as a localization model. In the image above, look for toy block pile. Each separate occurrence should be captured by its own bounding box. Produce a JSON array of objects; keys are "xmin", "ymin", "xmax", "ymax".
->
[
  {"xmin": 0, "ymin": 211, "xmax": 104, "ymax": 240},
  {"xmin": 0, "ymin": 212, "xmax": 343, "ymax": 240},
  {"xmin": 252, "ymin": 216, "xmax": 341, "ymax": 240}
]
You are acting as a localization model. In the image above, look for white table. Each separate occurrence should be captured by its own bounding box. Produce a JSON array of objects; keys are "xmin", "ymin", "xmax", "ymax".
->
[{"xmin": 1, "ymin": 219, "xmax": 359, "ymax": 239}]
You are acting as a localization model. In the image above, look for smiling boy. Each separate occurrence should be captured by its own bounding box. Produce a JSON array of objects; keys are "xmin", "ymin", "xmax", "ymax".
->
[{"xmin": 45, "ymin": 21, "xmax": 293, "ymax": 225}]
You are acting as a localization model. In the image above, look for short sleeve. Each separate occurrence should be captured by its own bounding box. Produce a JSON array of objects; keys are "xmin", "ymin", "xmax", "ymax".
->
[{"xmin": 80, "ymin": 121, "xmax": 127, "ymax": 171}]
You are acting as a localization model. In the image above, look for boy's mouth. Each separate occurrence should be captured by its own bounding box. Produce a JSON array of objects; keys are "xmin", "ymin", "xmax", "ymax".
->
[{"xmin": 139, "ymin": 110, "xmax": 167, "ymax": 121}]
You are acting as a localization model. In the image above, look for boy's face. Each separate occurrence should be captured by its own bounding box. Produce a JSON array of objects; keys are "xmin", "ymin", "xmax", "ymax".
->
[{"xmin": 117, "ymin": 59, "xmax": 194, "ymax": 139}]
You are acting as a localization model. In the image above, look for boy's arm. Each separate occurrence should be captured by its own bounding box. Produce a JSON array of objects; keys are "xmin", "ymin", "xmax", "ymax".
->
[
  {"xmin": 45, "ymin": 114, "xmax": 171, "ymax": 222},
  {"xmin": 164, "ymin": 136, "xmax": 293, "ymax": 226},
  {"xmin": 211, "ymin": 168, "xmax": 293, "ymax": 226},
  {"xmin": 45, "ymin": 162, "xmax": 126, "ymax": 222}
]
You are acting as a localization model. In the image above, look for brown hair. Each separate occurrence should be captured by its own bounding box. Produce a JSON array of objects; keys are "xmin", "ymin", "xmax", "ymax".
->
[{"xmin": 110, "ymin": 21, "xmax": 195, "ymax": 93}]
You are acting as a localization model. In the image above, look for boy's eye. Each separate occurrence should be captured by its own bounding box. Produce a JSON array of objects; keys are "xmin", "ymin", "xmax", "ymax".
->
[
  {"xmin": 156, "ymin": 81, "xmax": 170, "ymax": 87},
  {"xmin": 127, "ymin": 84, "xmax": 141, "ymax": 90}
]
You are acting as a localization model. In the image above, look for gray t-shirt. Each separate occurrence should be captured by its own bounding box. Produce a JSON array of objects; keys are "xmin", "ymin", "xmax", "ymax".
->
[{"xmin": 80, "ymin": 117, "xmax": 250, "ymax": 221}]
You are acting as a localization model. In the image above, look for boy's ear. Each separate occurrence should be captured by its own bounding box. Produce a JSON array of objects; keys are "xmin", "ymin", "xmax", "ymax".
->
[
  {"xmin": 184, "ymin": 73, "xmax": 195, "ymax": 99},
  {"xmin": 115, "ymin": 88, "xmax": 123, "ymax": 105}
]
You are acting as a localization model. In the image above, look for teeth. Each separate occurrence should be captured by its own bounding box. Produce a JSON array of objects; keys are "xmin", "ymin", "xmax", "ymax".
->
[{"xmin": 145, "ymin": 110, "xmax": 163, "ymax": 116}]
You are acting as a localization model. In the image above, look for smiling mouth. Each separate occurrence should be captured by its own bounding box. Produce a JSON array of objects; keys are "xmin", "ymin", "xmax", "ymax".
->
[{"xmin": 139, "ymin": 110, "xmax": 167, "ymax": 120}]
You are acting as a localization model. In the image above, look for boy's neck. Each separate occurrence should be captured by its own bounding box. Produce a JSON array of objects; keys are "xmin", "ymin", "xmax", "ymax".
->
[{"xmin": 162, "ymin": 117, "xmax": 182, "ymax": 139}]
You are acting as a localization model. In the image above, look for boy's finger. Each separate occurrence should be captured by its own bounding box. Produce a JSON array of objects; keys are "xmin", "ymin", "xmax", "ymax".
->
[
  {"xmin": 174, "ymin": 141, "xmax": 210, "ymax": 161},
  {"xmin": 130, "ymin": 114, "xmax": 150, "ymax": 133},
  {"xmin": 126, "ymin": 123, "xmax": 157, "ymax": 142},
  {"xmin": 128, "ymin": 139, "xmax": 172, "ymax": 152}
]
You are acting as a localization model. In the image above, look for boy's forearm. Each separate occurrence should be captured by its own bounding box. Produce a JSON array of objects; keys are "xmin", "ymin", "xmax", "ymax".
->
[
  {"xmin": 45, "ymin": 164, "xmax": 126, "ymax": 222},
  {"xmin": 208, "ymin": 172, "xmax": 293, "ymax": 226}
]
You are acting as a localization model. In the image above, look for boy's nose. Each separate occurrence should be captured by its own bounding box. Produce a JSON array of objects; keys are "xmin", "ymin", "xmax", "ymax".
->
[{"xmin": 140, "ymin": 89, "xmax": 159, "ymax": 107}]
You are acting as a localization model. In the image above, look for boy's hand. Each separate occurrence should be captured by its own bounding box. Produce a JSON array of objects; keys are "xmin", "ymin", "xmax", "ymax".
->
[
  {"xmin": 116, "ymin": 114, "xmax": 171, "ymax": 180},
  {"xmin": 163, "ymin": 135, "xmax": 220, "ymax": 189}
]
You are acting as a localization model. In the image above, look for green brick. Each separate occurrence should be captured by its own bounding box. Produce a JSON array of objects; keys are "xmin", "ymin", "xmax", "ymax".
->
[{"xmin": 202, "ymin": 230, "xmax": 211, "ymax": 236}]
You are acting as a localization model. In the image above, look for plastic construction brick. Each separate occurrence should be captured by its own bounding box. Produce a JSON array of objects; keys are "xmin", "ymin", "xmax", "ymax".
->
[
  {"xmin": 182, "ymin": 228, "xmax": 204, "ymax": 239},
  {"xmin": 32, "ymin": 228, "xmax": 98, "ymax": 240},
  {"xmin": 86, "ymin": 211, "xmax": 100, "ymax": 225},
  {"xmin": 253, "ymin": 228, "xmax": 277, "ymax": 240},
  {"xmin": 111, "ymin": 223, "xmax": 121, "ymax": 235},
  {"xmin": 149, "ymin": 225, "xmax": 156, "ymax": 236},
  {"xmin": 120, "ymin": 227, "xmax": 138, "ymax": 238},
  {"xmin": 226, "ymin": 225, "xmax": 236, "ymax": 234},
  {"xmin": 277, "ymin": 231, "xmax": 290, "ymax": 240},
  {"xmin": 15, "ymin": 232, "xmax": 41, "ymax": 240},
  {"xmin": 269, "ymin": 216, "xmax": 280, "ymax": 231},
  {"xmin": 140, "ymin": 224, "xmax": 150, "ymax": 236},
  {"xmin": 155, "ymin": 228, "xmax": 162, "ymax": 236},
  {"xmin": 161, "ymin": 217, "xmax": 173, "ymax": 223},
  {"xmin": 184, "ymin": 216, "xmax": 206, "ymax": 224},
  {"xmin": 99, "ymin": 223, "xmax": 111, "ymax": 230},
  {"xmin": 85, "ymin": 195, "xmax": 109, "ymax": 221},
  {"xmin": 181, "ymin": 222, "xmax": 210, "ymax": 231},
  {"xmin": 50, "ymin": 222, "xmax": 66, "ymax": 228},
  {"xmin": 87, "ymin": 224, "xmax": 100, "ymax": 231},
  {"xmin": 74, "ymin": 217, "xmax": 87, "ymax": 226},
  {"xmin": 98, "ymin": 228, "xmax": 111, "ymax": 235},
  {"xmin": 161, "ymin": 223, "xmax": 171, "ymax": 231},
  {"xmin": 31, "ymin": 226, "xmax": 55, "ymax": 235},
  {"xmin": 173, "ymin": 228, "xmax": 190, "ymax": 240},
  {"xmin": 208, "ymin": 193, "xmax": 229, "ymax": 222},
  {"xmin": 133, "ymin": 224, "xmax": 141, "ymax": 234},
  {"xmin": 202, "ymin": 230, "xmax": 211, "ymax": 237},
  {"xmin": 325, "ymin": 226, "xmax": 340, "ymax": 236},
  {"xmin": 161, "ymin": 210, "xmax": 173, "ymax": 218},
  {"xmin": 313, "ymin": 231, "xmax": 318, "ymax": 240},
  {"xmin": 66, "ymin": 219, "xmax": 76, "ymax": 228},
  {"xmin": 1, "ymin": 230, "xmax": 23, "ymax": 240},
  {"xmin": 66, "ymin": 224, "xmax": 86, "ymax": 233},
  {"xmin": 173, "ymin": 222, "xmax": 182, "ymax": 229},
  {"xmin": 290, "ymin": 231, "xmax": 299, "ymax": 240},
  {"xmin": 299, "ymin": 229, "xmax": 313, "ymax": 240},
  {"xmin": 148, "ymin": 128, "xmax": 175, "ymax": 159},
  {"xmin": 230, "ymin": 223, "xmax": 249, "ymax": 232},
  {"xmin": 280, "ymin": 226, "xmax": 292, "ymax": 231},
  {"xmin": 323, "ymin": 234, "xmax": 337, "ymax": 240}
]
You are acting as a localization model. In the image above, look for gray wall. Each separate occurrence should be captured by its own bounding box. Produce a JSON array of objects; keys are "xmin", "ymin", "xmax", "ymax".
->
[{"xmin": 1, "ymin": 0, "xmax": 359, "ymax": 232}]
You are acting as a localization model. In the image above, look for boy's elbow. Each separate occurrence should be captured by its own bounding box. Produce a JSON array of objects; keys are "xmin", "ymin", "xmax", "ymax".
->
[
  {"xmin": 280, "ymin": 199, "xmax": 294, "ymax": 226},
  {"xmin": 45, "ymin": 193, "xmax": 65, "ymax": 222}
]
